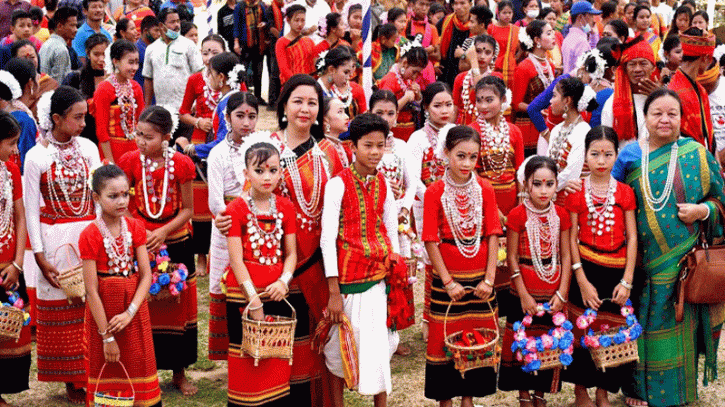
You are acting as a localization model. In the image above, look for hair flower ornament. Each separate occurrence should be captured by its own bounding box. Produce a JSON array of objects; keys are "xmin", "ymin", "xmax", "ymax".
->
[
  {"xmin": 400, "ymin": 38, "xmax": 423, "ymax": 59},
  {"xmin": 501, "ymin": 88, "xmax": 513, "ymax": 113},
  {"xmin": 36, "ymin": 90, "xmax": 54, "ymax": 137},
  {"xmin": 227, "ymin": 63, "xmax": 245, "ymax": 91},
  {"xmin": 434, "ymin": 123, "xmax": 456, "ymax": 161},
  {"xmin": 316, "ymin": 50, "xmax": 329, "ymax": 72},
  {"xmin": 577, "ymin": 86, "xmax": 597, "ymax": 112},
  {"xmin": 238, "ymin": 131, "xmax": 282, "ymax": 171},
  {"xmin": 317, "ymin": 14, "xmax": 328, "ymax": 37},
  {"xmin": 714, "ymin": 44, "xmax": 725, "ymax": 64},
  {"xmin": 0, "ymin": 70, "xmax": 21, "ymax": 100},
  {"xmin": 518, "ymin": 28, "xmax": 534, "ymax": 50}
]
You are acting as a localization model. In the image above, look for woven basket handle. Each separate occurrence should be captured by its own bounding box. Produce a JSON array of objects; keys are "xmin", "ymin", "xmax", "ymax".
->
[
  {"xmin": 242, "ymin": 292, "xmax": 297, "ymax": 320},
  {"xmin": 443, "ymin": 286, "xmax": 498, "ymax": 343},
  {"xmin": 96, "ymin": 361, "xmax": 135, "ymax": 400},
  {"xmin": 52, "ymin": 243, "xmax": 82, "ymax": 272}
]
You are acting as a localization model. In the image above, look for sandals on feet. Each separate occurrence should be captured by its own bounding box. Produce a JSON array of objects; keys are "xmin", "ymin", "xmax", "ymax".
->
[{"xmin": 518, "ymin": 397, "xmax": 535, "ymax": 407}]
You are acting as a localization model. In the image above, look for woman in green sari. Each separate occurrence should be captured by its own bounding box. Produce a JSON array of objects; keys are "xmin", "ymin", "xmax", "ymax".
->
[{"xmin": 612, "ymin": 88, "xmax": 725, "ymax": 407}]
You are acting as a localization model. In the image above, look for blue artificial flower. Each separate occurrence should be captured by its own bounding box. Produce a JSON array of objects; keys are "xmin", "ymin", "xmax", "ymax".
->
[
  {"xmin": 176, "ymin": 282, "xmax": 184, "ymax": 292},
  {"xmin": 599, "ymin": 335, "xmax": 612, "ymax": 347},
  {"xmin": 626, "ymin": 315, "xmax": 637, "ymax": 327},
  {"xmin": 511, "ymin": 342, "xmax": 520, "ymax": 352},
  {"xmin": 562, "ymin": 320, "xmax": 574, "ymax": 331},
  {"xmin": 521, "ymin": 349, "xmax": 529, "ymax": 356},
  {"xmin": 559, "ymin": 337, "xmax": 572, "ymax": 350},
  {"xmin": 536, "ymin": 338, "xmax": 544, "ymax": 352},
  {"xmin": 625, "ymin": 299, "xmax": 632, "ymax": 307},
  {"xmin": 613, "ymin": 332, "xmax": 626, "ymax": 345},
  {"xmin": 560, "ymin": 353, "xmax": 573, "ymax": 366},
  {"xmin": 551, "ymin": 337, "xmax": 559, "ymax": 349},
  {"xmin": 23, "ymin": 316, "xmax": 31, "ymax": 326},
  {"xmin": 630, "ymin": 324, "xmax": 642, "ymax": 340},
  {"xmin": 149, "ymin": 260, "xmax": 157, "ymax": 269},
  {"xmin": 530, "ymin": 360, "xmax": 541, "ymax": 371},
  {"xmin": 588, "ymin": 328, "xmax": 594, "ymax": 336},
  {"xmin": 178, "ymin": 267, "xmax": 188, "ymax": 280},
  {"xmin": 158, "ymin": 273, "xmax": 170, "ymax": 286},
  {"xmin": 149, "ymin": 283, "xmax": 161, "ymax": 295},
  {"xmin": 542, "ymin": 303, "xmax": 551, "ymax": 311},
  {"xmin": 581, "ymin": 336, "xmax": 588, "ymax": 348},
  {"xmin": 517, "ymin": 339, "xmax": 528, "ymax": 350},
  {"xmin": 513, "ymin": 321, "xmax": 522, "ymax": 331},
  {"xmin": 160, "ymin": 249, "xmax": 169, "ymax": 257},
  {"xmin": 563, "ymin": 331, "xmax": 574, "ymax": 342}
]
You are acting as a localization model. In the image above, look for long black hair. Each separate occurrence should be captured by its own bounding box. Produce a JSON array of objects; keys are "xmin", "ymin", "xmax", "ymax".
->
[{"xmin": 78, "ymin": 33, "xmax": 109, "ymax": 99}]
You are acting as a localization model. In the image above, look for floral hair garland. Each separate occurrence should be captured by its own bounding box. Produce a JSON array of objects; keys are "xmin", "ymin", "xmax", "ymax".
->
[
  {"xmin": 577, "ymin": 299, "xmax": 642, "ymax": 349},
  {"xmin": 226, "ymin": 64, "xmax": 246, "ymax": 91},
  {"xmin": 714, "ymin": 44, "xmax": 725, "ymax": 63},
  {"xmin": 576, "ymin": 48, "xmax": 607, "ymax": 80},
  {"xmin": 0, "ymin": 70, "xmax": 22, "ymax": 100},
  {"xmin": 518, "ymin": 28, "xmax": 534, "ymax": 51},
  {"xmin": 577, "ymin": 86, "xmax": 597, "ymax": 112},
  {"xmin": 317, "ymin": 14, "xmax": 329, "ymax": 38},
  {"xmin": 238, "ymin": 130, "xmax": 282, "ymax": 171},
  {"xmin": 316, "ymin": 50, "xmax": 330, "ymax": 72},
  {"xmin": 400, "ymin": 38, "xmax": 423, "ymax": 59},
  {"xmin": 511, "ymin": 303, "xmax": 575, "ymax": 373},
  {"xmin": 501, "ymin": 88, "xmax": 513, "ymax": 113},
  {"xmin": 36, "ymin": 90, "xmax": 54, "ymax": 137}
]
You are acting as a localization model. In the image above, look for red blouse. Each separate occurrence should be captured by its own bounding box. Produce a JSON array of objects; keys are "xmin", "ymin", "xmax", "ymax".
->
[
  {"xmin": 93, "ymin": 79, "xmax": 144, "ymax": 163},
  {"xmin": 512, "ymin": 58, "xmax": 556, "ymax": 113},
  {"xmin": 378, "ymin": 70, "xmax": 416, "ymax": 142},
  {"xmin": 275, "ymin": 36, "xmax": 316, "ymax": 84},
  {"xmin": 78, "ymin": 217, "xmax": 146, "ymax": 274},
  {"xmin": 118, "ymin": 150, "xmax": 195, "ymax": 238},
  {"xmin": 565, "ymin": 181, "xmax": 635, "ymax": 267},
  {"xmin": 0, "ymin": 161, "xmax": 22, "ymax": 264},
  {"xmin": 179, "ymin": 72, "xmax": 218, "ymax": 145},
  {"xmin": 227, "ymin": 195, "xmax": 296, "ymax": 287}
]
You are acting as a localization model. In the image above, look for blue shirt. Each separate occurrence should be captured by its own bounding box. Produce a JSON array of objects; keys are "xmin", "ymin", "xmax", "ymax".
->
[
  {"xmin": 135, "ymin": 39, "xmax": 148, "ymax": 88},
  {"xmin": 612, "ymin": 142, "xmax": 641, "ymax": 183},
  {"xmin": 72, "ymin": 22, "xmax": 111, "ymax": 59},
  {"xmin": 527, "ymin": 74, "xmax": 570, "ymax": 132},
  {"xmin": 160, "ymin": 0, "xmax": 194, "ymax": 17},
  {"xmin": 195, "ymin": 92, "xmax": 231, "ymax": 159},
  {"xmin": 589, "ymin": 88, "xmax": 614, "ymax": 128},
  {"xmin": 12, "ymin": 110, "xmax": 36, "ymax": 172}
]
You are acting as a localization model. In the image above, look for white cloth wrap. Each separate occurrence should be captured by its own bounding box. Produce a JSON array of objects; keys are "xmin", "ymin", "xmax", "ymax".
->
[{"xmin": 35, "ymin": 220, "xmax": 91, "ymax": 301}]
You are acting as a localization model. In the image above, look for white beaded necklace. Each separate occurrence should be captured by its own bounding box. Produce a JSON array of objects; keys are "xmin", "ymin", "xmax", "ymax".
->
[
  {"xmin": 584, "ymin": 176, "xmax": 617, "ymax": 236},
  {"xmin": 96, "ymin": 217, "xmax": 133, "ymax": 276},
  {"xmin": 330, "ymin": 83, "xmax": 353, "ymax": 109},
  {"xmin": 226, "ymin": 135, "xmax": 246, "ymax": 189},
  {"xmin": 246, "ymin": 194, "xmax": 284, "ymax": 265},
  {"xmin": 140, "ymin": 147, "xmax": 175, "ymax": 219},
  {"xmin": 640, "ymin": 140, "xmax": 678, "ymax": 212},
  {"xmin": 393, "ymin": 64, "xmax": 412, "ymax": 93},
  {"xmin": 548, "ymin": 116, "xmax": 582, "ymax": 170},
  {"xmin": 108, "ymin": 74, "xmax": 137, "ymax": 140},
  {"xmin": 529, "ymin": 53, "xmax": 554, "ymax": 88},
  {"xmin": 46, "ymin": 135, "xmax": 92, "ymax": 217},
  {"xmin": 441, "ymin": 170, "xmax": 483, "ymax": 258},
  {"xmin": 523, "ymin": 199, "xmax": 560, "ymax": 283},
  {"xmin": 281, "ymin": 130, "xmax": 327, "ymax": 223},
  {"xmin": 203, "ymin": 70, "xmax": 223, "ymax": 112},
  {"xmin": 460, "ymin": 69, "xmax": 484, "ymax": 119},
  {"xmin": 0, "ymin": 162, "xmax": 14, "ymax": 251},
  {"xmin": 477, "ymin": 116, "xmax": 511, "ymax": 179}
]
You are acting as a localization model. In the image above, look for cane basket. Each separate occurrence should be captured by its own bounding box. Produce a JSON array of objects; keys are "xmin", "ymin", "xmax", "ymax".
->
[
  {"xmin": 55, "ymin": 244, "xmax": 85, "ymax": 302},
  {"xmin": 405, "ymin": 258, "xmax": 417, "ymax": 279},
  {"xmin": 588, "ymin": 327, "xmax": 639, "ymax": 371},
  {"xmin": 241, "ymin": 295, "xmax": 296, "ymax": 366},
  {"xmin": 535, "ymin": 348, "xmax": 564, "ymax": 373},
  {"xmin": 0, "ymin": 304, "xmax": 24, "ymax": 341},
  {"xmin": 93, "ymin": 362, "xmax": 135, "ymax": 407},
  {"xmin": 443, "ymin": 287, "xmax": 501, "ymax": 378}
]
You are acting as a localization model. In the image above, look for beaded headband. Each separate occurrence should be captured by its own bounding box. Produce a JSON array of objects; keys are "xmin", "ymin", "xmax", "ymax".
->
[{"xmin": 238, "ymin": 131, "xmax": 283, "ymax": 171}]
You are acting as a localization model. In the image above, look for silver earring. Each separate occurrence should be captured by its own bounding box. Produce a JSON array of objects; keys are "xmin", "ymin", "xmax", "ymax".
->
[
  {"xmin": 424, "ymin": 111, "xmax": 429, "ymax": 121},
  {"xmin": 314, "ymin": 119, "xmax": 319, "ymax": 125},
  {"xmin": 282, "ymin": 114, "xmax": 287, "ymax": 122},
  {"xmin": 324, "ymin": 123, "xmax": 330, "ymax": 135},
  {"xmin": 162, "ymin": 140, "xmax": 169, "ymax": 149},
  {"xmin": 563, "ymin": 106, "xmax": 569, "ymax": 119}
]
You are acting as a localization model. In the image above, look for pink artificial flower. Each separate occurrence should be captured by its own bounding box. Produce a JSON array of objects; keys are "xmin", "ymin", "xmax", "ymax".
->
[
  {"xmin": 170, "ymin": 271, "xmax": 181, "ymax": 284},
  {"xmin": 576, "ymin": 316, "xmax": 590, "ymax": 330},
  {"xmin": 552, "ymin": 327, "xmax": 564, "ymax": 338},
  {"xmin": 169, "ymin": 285, "xmax": 179, "ymax": 296},
  {"xmin": 535, "ymin": 306, "xmax": 546, "ymax": 317},
  {"xmin": 524, "ymin": 353, "xmax": 538, "ymax": 364},
  {"xmin": 522, "ymin": 315, "xmax": 533, "ymax": 326},
  {"xmin": 552, "ymin": 312, "xmax": 567, "ymax": 326},
  {"xmin": 13, "ymin": 298, "xmax": 23, "ymax": 309},
  {"xmin": 181, "ymin": 281, "xmax": 188, "ymax": 290},
  {"xmin": 590, "ymin": 337, "xmax": 600, "ymax": 348},
  {"xmin": 621, "ymin": 306, "xmax": 632, "ymax": 316},
  {"xmin": 584, "ymin": 336, "xmax": 595, "ymax": 347},
  {"xmin": 563, "ymin": 346, "xmax": 574, "ymax": 355},
  {"xmin": 514, "ymin": 331, "xmax": 526, "ymax": 342},
  {"xmin": 600, "ymin": 324, "xmax": 610, "ymax": 332},
  {"xmin": 152, "ymin": 274, "xmax": 158, "ymax": 284},
  {"xmin": 623, "ymin": 331, "xmax": 631, "ymax": 341},
  {"xmin": 541, "ymin": 334, "xmax": 553, "ymax": 349},
  {"xmin": 516, "ymin": 352, "xmax": 524, "ymax": 361},
  {"xmin": 525, "ymin": 338, "xmax": 537, "ymax": 352}
]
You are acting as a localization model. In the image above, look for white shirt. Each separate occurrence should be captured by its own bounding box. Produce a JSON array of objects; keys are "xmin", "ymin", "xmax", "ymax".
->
[
  {"xmin": 653, "ymin": 3, "xmax": 674, "ymax": 26},
  {"xmin": 142, "ymin": 36, "xmax": 203, "ymax": 112},
  {"xmin": 283, "ymin": 0, "xmax": 330, "ymax": 44},
  {"xmin": 710, "ymin": 78, "xmax": 725, "ymax": 153},
  {"xmin": 24, "ymin": 137, "xmax": 101, "ymax": 253},
  {"xmin": 601, "ymin": 93, "xmax": 648, "ymax": 141},
  {"xmin": 207, "ymin": 138, "xmax": 245, "ymax": 216},
  {"xmin": 548, "ymin": 120, "xmax": 590, "ymax": 191},
  {"xmin": 320, "ymin": 174, "xmax": 400, "ymax": 278},
  {"xmin": 407, "ymin": 127, "xmax": 440, "ymax": 201},
  {"xmin": 378, "ymin": 137, "xmax": 417, "ymax": 214}
]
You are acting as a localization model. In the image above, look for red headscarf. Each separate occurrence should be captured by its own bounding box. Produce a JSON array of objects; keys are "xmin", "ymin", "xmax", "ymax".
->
[
  {"xmin": 680, "ymin": 33, "xmax": 716, "ymax": 57},
  {"xmin": 612, "ymin": 36, "xmax": 656, "ymax": 141}
]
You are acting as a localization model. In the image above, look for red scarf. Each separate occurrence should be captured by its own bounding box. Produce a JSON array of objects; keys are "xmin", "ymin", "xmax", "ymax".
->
[
  {"xmin": 440, "ymin": 13, "xmax": 469, "ymax": 58},
  {"xmin": 612, "ymin": 37, "xmax": 655, "ymax": 141},
  {"xmin": 272, "ymin": 0, "xmax": 284, "ymax": 31}
]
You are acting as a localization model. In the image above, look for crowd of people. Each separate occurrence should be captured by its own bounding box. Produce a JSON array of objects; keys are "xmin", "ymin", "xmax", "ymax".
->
[{"xmin": 0, "ymin": 0, "xmax": 723, "ymax": 406}]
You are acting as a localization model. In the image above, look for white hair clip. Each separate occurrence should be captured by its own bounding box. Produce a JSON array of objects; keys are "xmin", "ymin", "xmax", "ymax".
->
[
  {"xmin": 316, "ymin": 50, "xmax": 329, "ymax": 72},
  {"xmin": 434, "ymin": 123, "xmax": 456, "ymax": 161},
  {"xmin": 238, "ymin": 130, "xmax": 282, "ymax": 171},
  {"xmin": 501, "ymin": 88, "xmax": 513, "ymax": 113},
  {"xmin": 0, "ymin": 70, "xmax": 21, "ymax": 100},
  {"xmin": 36, "ymin": 90, "xmax": 54, "ymax": 137},
  {"xmin": 577, "ymin": 86, "xmax": 597, "ymax": 112},
  {"xmin": 714, "ymin": 44, "xmax": 725, "ymax": 63},
  {"xmin": 400, "ymin": 38, "xmax": 423, "ymax": 59},
  {"xmin": 227, "ymin": 64, "xmax": 245, "ymax": 91},
  {"xmin": 518, "ymin": 28, "xmax": 534, "ymax": 50}
]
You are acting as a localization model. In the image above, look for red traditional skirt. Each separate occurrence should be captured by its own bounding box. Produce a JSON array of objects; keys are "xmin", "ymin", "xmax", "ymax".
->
[
  {"xmin": 192, "ymin": 179, "xmax": 212, "ymax": 222},
  {"xmin": 84, "ymin": 273, "xmax": 161, "ymax": 407},
  {"xmin": 209, "ymin": 292, "xmax": 228, "ymax": 360},
  {"xmin": 36, "ymin": 298, "xmax": 87, "ymax": 385}
]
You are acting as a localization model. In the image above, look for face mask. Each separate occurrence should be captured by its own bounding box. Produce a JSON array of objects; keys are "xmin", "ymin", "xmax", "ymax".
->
[
  {"xmin": 166, "ymin": 28, "xmax": 179, "ymax": 40},
  {"xmin": 526, "ymin": 10, "xmax": 539, "ymax": 18},
  {"xmin": 582, "ymin": 23, "xmax": 591, "ymax": 33}
]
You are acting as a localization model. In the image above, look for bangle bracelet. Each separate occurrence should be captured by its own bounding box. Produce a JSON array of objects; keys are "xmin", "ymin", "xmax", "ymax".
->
[
  {"xmin": 127, "ymin": 302, "xmax": 138, "ymax": 318},
  {"xmin": 103, "ymin": 336, "xmax": 115, "ymax": 344},
  {"xmin": 483, "ymin": 279, "xmax": 494, "ymax": 287},
  {"xmin": 572, "ymin": 262, "xmax": 582, "ymax": 271},
  {"xmin": 555, "ymin": 290, "xmax": 567, "ymax": 303},
  {"xmin": 248, "ymin": 303, "xmax": 263, "ymax": 311},
  {"xmin": 98, "ymin": 329, "xmax": 108, "ymax": 336},
  {"xmin": 12, "ymin": 261, "xmax": 23, "ymax": 273},
  {"xmin": 279, "ymin": 271, "xmax": 293, "ymax": 287},
  {"xmin": 242, "ymin": 280, "xmax": 257, "ymax": 299},
  {"xmin": 701, "ymin": 204, "xmax": 711, "ymax": 221},
  {"xmin": 444, "ymin": 281, "xmax": 457, "ymax": 291},
  {"xmin": 510, "ymin": 272, "xmax": 521, "ymax": 280},
  {"xmin": 441, "ymin": 277, "xmax": 453, "ymax": 287},
  {"xmin": 619, "ymin": 279, "xmax": 633, "ymax": 290}
]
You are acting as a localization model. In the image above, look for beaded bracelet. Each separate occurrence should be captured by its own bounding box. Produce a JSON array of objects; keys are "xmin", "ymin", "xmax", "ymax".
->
[
  {"xmin": 572, "ymin": 262, "xmax": 582, "ymax": 271},
  {"xmin": 248, "ymin": 303, "xmax": 264, "ymax": 311},
  {"xmin": 103, "ymin": 336, "xmax": 116, "ymax": 344},
  {"xmin": 12, "ymin": 261, "xmax": 23, "ymax": 274},
  {"xmin": 127, "ymin": 302, "xmax": 138, "ymax": 318}
]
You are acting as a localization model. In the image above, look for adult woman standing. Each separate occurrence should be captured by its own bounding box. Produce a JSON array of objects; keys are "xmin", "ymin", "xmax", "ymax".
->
[{"xmin": 612, "ymin": 88, "xmax": 725, "ymax": 407}]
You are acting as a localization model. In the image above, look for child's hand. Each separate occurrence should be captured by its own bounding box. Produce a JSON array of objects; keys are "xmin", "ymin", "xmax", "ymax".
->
[
  {"xmin": 446, "ymin": 281, "xmax": 465, "ymax": 301},
  {"xmin": 579, "ymin": 279, "xmax": 602, "ymax": 310},
  {"xmin": 564, "ymin": 178, "xmax": 582, "ymax": 195},
  {"xmin": 474, "ymin": 280, "xmax": 493, "ymax": 299},
  {"xmin": 549, "ymin": 294, "xmax": 565, "ymax": 313},
  {"xmin": 197, "ymin": 118, "xmax": 213, "ymax": 133},
  {"xmin": 107, "ymin": 311, "xmax": 133, "ymax": 334},
  {"xmin": 37, "ymin": 258, "xmax": 61, "ymax": 289},
  {"xmin": 146, "ymin": 229, "xmax": 167, "ymax": 253},
  {"xmin": 327, "ymin": 293, "xmax": 344, "ymax": 323},
  {"xmin": 403, "ymin": 89, "xmax": 415, "ymax": 104},
  {"xmin": 520, "ymin": 293, "xmax": 538, "ymax": 316},
  {"xmin": 104, "ymin": 338, "xmax": 120, "ymax": 363},
  {"xmin": 612, "ymin": 283, "xmax": 631, "ymax": 306},
  {"xmin": 0, "ymin": 263, "xmax": 20, "ymax": 290},
  {"xmin": 265, "ymin": 280, "xmax": 288, "ymax": 302},
  {"xmin": 249, "ymin": 308, "xmax": 265, "ymax": 321},
  {"xmin": 215, "ymin": 213, "xmax": 233, "ymax": 236}
]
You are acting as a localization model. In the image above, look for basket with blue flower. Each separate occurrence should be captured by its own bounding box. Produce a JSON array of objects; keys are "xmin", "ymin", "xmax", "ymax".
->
[
  {"xmin": 577, "ymin": 299, "xmax": 641, "ymax": 371},
  {"xmin": 511, "ymin": 303, "xmax": 575, "ymax": 375},
  {"xmin": 145, "ymin": 246, "xmax": 189, "ymax": 302},
  {"xmin": 0, "ymin": 290, "xmax": 30, "ymax": 341}
]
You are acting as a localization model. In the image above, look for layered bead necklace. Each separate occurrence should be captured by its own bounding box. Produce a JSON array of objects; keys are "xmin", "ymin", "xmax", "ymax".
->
[
  {"xmin": 203, "ymin": 70, "xmax": 223, "ymax": 112},
  {"xmin": 461, "ymin": 68, "xmax": 489, "ymax": 120},
  {"xmin": 524, "ymin": 199, "xmax": 560, "ymax": 284},
  {"xmin": 109, "ymin": 75, "xmax": 137, "ymax": 140},
  {"xmin": 0, "ymin": 162, "xmax": 14, "ymax": 251},
  {"xmin": 96, "ymin": 217, "xmax": 133, "ymax": 276},
  {"xmin": 140, "ymin": 147, "xmax": 176, "ymax": 220},
  {"xmin": 226, "ymin": 135, "xmax": 245, "ymax": 189},
  {"xmin": 47, "ymin": 135, "xmax": 92, "ymax": 217},
  {"xmin": 640, "ymin": 140, "xmax": 678, "ymax": 212},
  {"xmin": 423, "ymin": 121, "xmax": 446, "ymax": 184},
  {"xmin": 441, "ymin": 170, "xmax": 483, "ymax": 258},
  {"xmin": 246, "ymin": 194, "xmax": 284, "ymax": 265},
  {"xmin": 379, "ymin": 134, "xmax": 404, "ymax": 199},
  {"xmin": 548, "ymin": 116, "xmax": 582, "ymax": 170},
  {"xmin": 393, "ymin": 64, "xmax": 413, "ymax": 93},
  {"xmin": 529, "ymin": 53, "xmax": 554, "ymax": 88},
  {"xmin": 477, "ymin": 115, "xmax": 511, "ymax": 180},
  {"xmin": 584, "ymin": 176, "xmax": 617, "ymax": 236},
  {"xmin": 280, "ymin": 130, "xmax": 328, "ymax": 231},
  {"xmin": 327, "ymin": 136, "xmax": 350, "ymax": 168},
  {"xmin": 330, "ymin": 82, "xmax": 353, "ymax": 109}
]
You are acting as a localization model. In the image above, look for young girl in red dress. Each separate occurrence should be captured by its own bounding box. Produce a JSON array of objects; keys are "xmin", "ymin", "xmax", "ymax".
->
[
  {"xmin": 317, "ymin": 46, "xmax": 367, "ymax": 121},
  {"xmin": 423, "ymin": 125, "xmax": 502, "ymax": 405},
  {"xmin": 470, "ymin": 75, "xmax": 524, "ymax": 218},
  {"xmin": 488, "ymin": 1, "xmax": 519, "ymax": 88},
  {"xmin": 452, "ymin": 34, "xmax": 500, "ymax": 126},
  {"xmin": 378, "ymin": 45, "xmax": 428, "ymax": 142},
  {"xmin": 0, "ymin": 112, "xmax": 30, "ymax": 406},
  {"xmin": 80, "ymin": 164, "xmax": 161, "ymax": 407},
  {"xmin": 275, "ymin": 5, "xmax": 316, "ymax": 85},
  {"xmin": 313, "ymin": 12, "xmax": 350, "ymax": 55},
  {"xmin": 562, "ymin": 127, "xmax": 637, "ymax": 407},
  {"xmin": 223, "ymin": 135, "xmax": 297, "ymax": 407},
  {"xmin": 117, "ymin": 106, "xmax": 198, "ymax": 397},
  {"xmin": 501, "ymin": 156, "xmax": 572, "ymax": 407},
  {"xmin": 94, "ymin": 40, "xmax": 144, "ymax": 163}
]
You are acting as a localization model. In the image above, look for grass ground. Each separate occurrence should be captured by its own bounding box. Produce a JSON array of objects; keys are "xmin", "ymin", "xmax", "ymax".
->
[{"xmin": 8, "ymin": 110, "xmax": 725, "ymax": 406}]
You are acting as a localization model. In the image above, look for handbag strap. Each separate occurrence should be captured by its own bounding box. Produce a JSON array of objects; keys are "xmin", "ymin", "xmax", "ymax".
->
[{"xmin": 699, "ymin": 198, "xmax": 725, "ymax": 247}]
